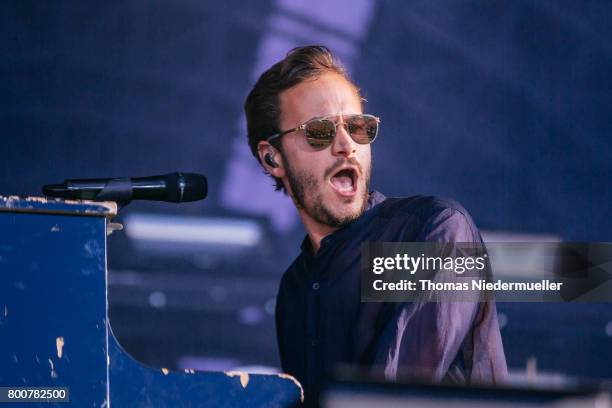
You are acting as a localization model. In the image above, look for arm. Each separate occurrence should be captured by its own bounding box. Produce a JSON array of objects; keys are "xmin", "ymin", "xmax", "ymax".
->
[{"xmin": 378, "ymin": 207, "xmax": 508, "ymax": 384}]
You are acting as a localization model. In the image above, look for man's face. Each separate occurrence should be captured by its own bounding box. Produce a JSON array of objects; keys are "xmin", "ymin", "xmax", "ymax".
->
[{"xmin": 277, "ymin": 73, "xmax": 372, "ymax": 228}]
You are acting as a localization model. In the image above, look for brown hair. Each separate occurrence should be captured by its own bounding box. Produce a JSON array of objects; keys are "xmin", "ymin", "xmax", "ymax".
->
[{"xmin": 245, "ymin": 45, "xmax": 359, "ymax": 192}]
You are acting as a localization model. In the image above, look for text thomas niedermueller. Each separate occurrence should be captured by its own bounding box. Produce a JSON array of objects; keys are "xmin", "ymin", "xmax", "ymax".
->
[
  {"xmin": 371, "ymin": 254, "xmax": 564, "ymax": 292},
  {"xmin": 372, "ymin": 279, "xmax": 564, "ymax": 292}
]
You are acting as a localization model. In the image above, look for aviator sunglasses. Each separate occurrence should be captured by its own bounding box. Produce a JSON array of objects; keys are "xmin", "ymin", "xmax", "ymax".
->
[{"xmin": 266, "ymin": 114, "xmax": 380, "ymax": 149}]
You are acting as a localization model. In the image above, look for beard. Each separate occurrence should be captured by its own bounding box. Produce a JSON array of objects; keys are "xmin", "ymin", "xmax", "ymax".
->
[{"xmin": 285, "ymin": 156, "xmax": 371, "ymax": 229}]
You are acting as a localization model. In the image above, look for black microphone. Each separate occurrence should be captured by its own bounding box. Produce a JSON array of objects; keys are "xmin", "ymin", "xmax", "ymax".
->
[{"xmin": 42, "ymin": 172, "xmax": 207, "ymax": 203}]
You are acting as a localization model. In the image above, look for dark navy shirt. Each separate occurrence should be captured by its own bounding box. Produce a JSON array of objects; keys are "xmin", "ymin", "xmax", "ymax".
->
[{"xmin": 275, "ymin": 191, "xmax": 507, "ymax": 405}]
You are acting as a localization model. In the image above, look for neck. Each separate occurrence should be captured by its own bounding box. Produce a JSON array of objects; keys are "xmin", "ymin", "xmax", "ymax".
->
[{"xmin": 297, "ymin": 208, "xmax": 338, "ymax": 254}]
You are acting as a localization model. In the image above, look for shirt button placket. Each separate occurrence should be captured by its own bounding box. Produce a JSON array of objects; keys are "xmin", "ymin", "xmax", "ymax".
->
[
  {"xmin": 310, "ymin": 282, "xmax": 320, "ymax": 350},
  {"xmin": 307, "ymin": 258, "xmax": 322, "ymax": 385}
]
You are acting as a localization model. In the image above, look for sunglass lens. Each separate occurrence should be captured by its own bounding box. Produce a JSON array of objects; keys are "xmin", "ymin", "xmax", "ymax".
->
[
  {"xmin": 305, "ymin": 120, "xmax": 335, "ymax": 148},
  {"xmin": 347, "ymin": 115, "xmax": 378, "ymax": 144}
]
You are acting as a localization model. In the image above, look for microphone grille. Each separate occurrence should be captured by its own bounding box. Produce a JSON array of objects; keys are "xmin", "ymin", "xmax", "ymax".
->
[{"xmin": 165, "ymin": 173, "xmax": 207, "ymax": 202}]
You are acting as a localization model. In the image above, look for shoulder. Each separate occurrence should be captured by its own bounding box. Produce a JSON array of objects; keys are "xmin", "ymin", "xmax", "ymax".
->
[
  {"xmin": 378, "ymin": 195, "xmax": 469, "ymax": 219},
  {"xmin": 378, "ymin": 195, "xmax": 481, "ymax": 242}
]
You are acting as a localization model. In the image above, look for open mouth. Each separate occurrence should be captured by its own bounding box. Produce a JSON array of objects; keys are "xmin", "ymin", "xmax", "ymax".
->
[{"xmin": 329, "ymin": 167, "xmax": 357, "ymax": 196}]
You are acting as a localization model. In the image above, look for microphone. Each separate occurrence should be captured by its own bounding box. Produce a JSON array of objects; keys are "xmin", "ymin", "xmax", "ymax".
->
[{"xmin": 42, "ymin": 172, "xmax": 207, "ymax": 203}]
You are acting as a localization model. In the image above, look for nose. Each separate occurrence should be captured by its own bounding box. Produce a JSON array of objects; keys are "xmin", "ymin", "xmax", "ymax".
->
[{"xmin": 330, "ymin": 121, "xmax": 357, "ymax": 158}]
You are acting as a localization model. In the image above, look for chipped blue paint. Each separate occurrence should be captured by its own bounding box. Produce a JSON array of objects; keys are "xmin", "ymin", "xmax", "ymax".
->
[
  {"xmin": 0, "ymin": 196, "xmax": 302, "ymax": 407},
  {"xmin": 0, "ymin": 195, "xmax": 115, "ymax": 216},
  {"xmin": 0, "ymin": 199, "xmax": 108, "ymax": 406}
]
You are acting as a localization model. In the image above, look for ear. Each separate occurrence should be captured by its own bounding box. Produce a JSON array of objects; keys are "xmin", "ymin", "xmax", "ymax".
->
[{"xmin": 257, "ymin": 141, "xmax": 285, "ymax": 178}]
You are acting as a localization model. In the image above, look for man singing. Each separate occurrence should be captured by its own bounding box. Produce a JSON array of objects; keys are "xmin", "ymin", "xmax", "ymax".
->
[{"xmin": 244, "ymin": 45, "xmax": 507, "ymax": 405}]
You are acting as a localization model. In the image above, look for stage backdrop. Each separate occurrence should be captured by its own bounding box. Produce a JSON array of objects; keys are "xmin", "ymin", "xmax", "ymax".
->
[{"xmin": 2, "ymin": 0, "xmax": 611, "ymax": 381}]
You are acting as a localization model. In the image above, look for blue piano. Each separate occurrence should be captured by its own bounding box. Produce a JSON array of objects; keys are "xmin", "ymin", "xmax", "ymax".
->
[{"xmin": 0, "ymin": 196, "xmax": 302, "ymax": 407}]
